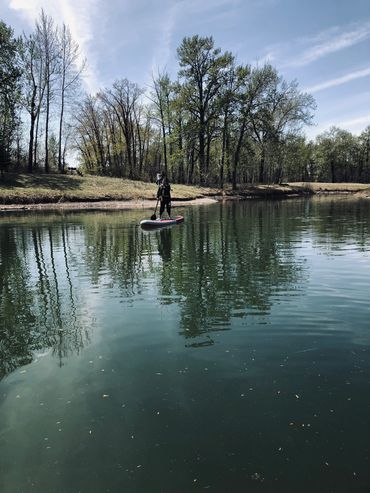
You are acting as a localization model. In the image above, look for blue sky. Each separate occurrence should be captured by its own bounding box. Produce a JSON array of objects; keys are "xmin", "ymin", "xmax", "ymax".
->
[{"xmin": 1, "ymin": 0, "xmax": 370, "ymax": 139}]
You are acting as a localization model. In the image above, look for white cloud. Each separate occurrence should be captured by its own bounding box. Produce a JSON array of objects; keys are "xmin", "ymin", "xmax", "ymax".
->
[
  {"xmin": 265, "ymin": 21, "xmax": 370, "ymax": 69},
  {"xmin": 254, "ymin": 50, "xmax": 276, "ymax": 66},
  {"xmin": 291, "ymin": 22, "xmax": 370, "ymax": 67},
  {"xmin": 307, "ymin": 113, "xmax": 370, "ymax": 139},
  {"xmin": 338, "ymin": 114, "xmax": 370, "ymax": 133},
  {"xmin": 304, "ymin": 67, "xmax": 370, "ymax": 93},
  {"xmin": 8, "ymin": 0, "xmax": 102, "ymax": 94},
  {"xmin": 149, "ymin": 3, "xmax": 179, "ymax": 77}
]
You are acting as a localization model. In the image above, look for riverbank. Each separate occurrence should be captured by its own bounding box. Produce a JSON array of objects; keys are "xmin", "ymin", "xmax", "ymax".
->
[{"xmin": 0, "ymin": 173, "xmax": 369, "ymax": 211}]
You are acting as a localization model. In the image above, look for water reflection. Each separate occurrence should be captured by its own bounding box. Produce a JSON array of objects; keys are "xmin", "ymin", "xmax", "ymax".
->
[
  {"xmin": 0, "ymin": 218, "xmax": 93, "ymax": 380},
  {"xmin": 0, "ymin": 198, "xmax": 369, "ymax": 379}
]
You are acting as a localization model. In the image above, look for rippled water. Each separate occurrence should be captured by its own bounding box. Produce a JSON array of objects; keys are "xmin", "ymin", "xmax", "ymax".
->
[{"xmin": 1, "ymin": 197, "xmax": 370, "ymax": 492}]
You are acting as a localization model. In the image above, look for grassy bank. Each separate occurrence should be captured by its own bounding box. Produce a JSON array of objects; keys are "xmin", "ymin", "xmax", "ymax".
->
[
  {"xmin": 0, "ymin": 173, "xmax": 217, "ymax": 204},
  {"xmin": 0, "ymin": 173, "xmax": 369, "ymax": 209}
]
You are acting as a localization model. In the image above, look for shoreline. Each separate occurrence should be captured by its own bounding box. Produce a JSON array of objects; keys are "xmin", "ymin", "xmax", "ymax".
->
[
  {"xmin": 0, "ymin": 181, "xmax": 369, "ymax": 213},
  {"xmin": 0, "ymin": 196, "xmax": 220, "ymax": 212}
]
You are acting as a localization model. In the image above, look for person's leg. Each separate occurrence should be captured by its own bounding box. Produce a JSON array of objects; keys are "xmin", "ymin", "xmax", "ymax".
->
[
  {"xmin": 159, "ymin": 200, "xmax": 165, "ymax": 218},
  {"xmin": 166, "ymin": 200, "xmax": 171, "ymax": 218}
]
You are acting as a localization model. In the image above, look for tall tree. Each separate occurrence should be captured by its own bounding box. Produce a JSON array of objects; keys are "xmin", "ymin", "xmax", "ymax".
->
[
  {"xmin": 0, "ymin": 21, "xmax": 22, "ymax": 175},
  {"xmin": 57, "ymin": 24, "xmax": 84, "ymax": 172},
  {"xmin": 150, "ymin": 72, "xmax": 173, "ymax": 176},
  {"xmin": 98, "ymin": 79, "xmax": 144, "ymax": 178},
  {"xmin": 248, "ymin": 65, "xmax": 315, "ymax": 183},
  {"xmin": 36, "ymin": 10, "xmax": 59, "ymax": 173},
  {"xmin": 20, "ymin": 33, "xmax": 44, "ymax": 173},
  {"xmin": 177, "ymin": 35, "xmax": 233, "ymax": 184}
]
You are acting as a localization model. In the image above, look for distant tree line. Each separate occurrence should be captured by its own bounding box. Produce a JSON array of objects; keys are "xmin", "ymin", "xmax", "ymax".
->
[{"xmin": 1, "ymin": 15, "xmax": 370, "ymax": 185}]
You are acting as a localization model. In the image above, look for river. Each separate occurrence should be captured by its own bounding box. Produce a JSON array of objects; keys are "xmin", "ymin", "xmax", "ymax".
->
[{"xmin": 0, "ymin": 197, "xmax": 369, "ymax": 492}]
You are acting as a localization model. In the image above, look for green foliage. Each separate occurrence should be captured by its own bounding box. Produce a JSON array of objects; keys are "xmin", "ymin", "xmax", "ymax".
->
[
  {"xmin": 315, "ymin": 127, "xmax": 361, "ymax": 183},
  {"xmin": 0, "ymin": 21, "xmax": 22, "ymax": 171},
  {"xmin": 1, "ymin": 13, "xmax": 369, "ymax": 185}
]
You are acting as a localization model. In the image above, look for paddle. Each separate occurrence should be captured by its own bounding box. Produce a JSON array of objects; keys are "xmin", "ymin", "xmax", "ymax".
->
[{"xmin": 151, "ymin": 198, "xmax": 160, "ymax": 220}]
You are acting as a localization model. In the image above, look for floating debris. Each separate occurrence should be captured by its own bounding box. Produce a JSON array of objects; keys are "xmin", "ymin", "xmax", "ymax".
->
[{"xmin": 251, "ymin": 473, "xmax": 264, "ymax": 482}]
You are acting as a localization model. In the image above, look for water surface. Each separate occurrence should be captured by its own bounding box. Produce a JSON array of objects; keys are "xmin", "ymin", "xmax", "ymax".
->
[{"xmin": 0, "ymin": 198, "xmax": 370, "ymax": 492}]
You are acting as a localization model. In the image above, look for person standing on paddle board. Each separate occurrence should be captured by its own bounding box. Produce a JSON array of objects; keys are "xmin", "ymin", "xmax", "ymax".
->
[{"xmin": 157, "ymin": 173, "xmax": 172, "ymax": 219}]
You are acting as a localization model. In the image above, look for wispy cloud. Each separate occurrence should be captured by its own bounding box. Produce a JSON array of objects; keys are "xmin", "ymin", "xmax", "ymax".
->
[
  {"xmin": 290, "ymin": 22, "xmax": 370, "ymax": 67},
  {"xmin": 254, "ymin": 50, "xmax": 276, "ymax": 66},
  {"xmin": 307, "ymin": 113, "xmax": 370, "ymax": 139},
  {"xmin": 8, "ymin": 0, "xmax": 102, "ymax": 93},
  {"xmin": 304, "ymin": 67, "xmax": 370, "ymax": 93},
  {"xmin": 338, "ymin": 114, "xmax": 370, "ymax": 132},
  {"xmin": 148, "ymin": 0, "xmax": 241, "ymax": 81},
  {"xmin": 149, "ymin": 2, "xmax": 179, "ymax": 77},
  {"xmin": 263, "ymin": 21, "xmax": 370, "ymax": 69}
]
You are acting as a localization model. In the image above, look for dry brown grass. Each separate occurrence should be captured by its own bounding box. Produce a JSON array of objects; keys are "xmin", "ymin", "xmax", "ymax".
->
[
  {"xmin": 0, "ymin": 173, "xmax": 218, "ymax": 205},
  {"xmin": 0, "ymin": 173, "xmax": 369, "ymax": 209},
  {"xmin": 289, "ymin": 182, "xmax": 370, "ymax": 192}
]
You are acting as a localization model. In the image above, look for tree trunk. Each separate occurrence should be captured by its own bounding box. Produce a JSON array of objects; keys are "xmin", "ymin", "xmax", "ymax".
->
[
  {"xmin": 232, "ymin": 118, "xmax": 247, "ymax": 190},
  {"xmin": 198, "ymin": 124, "xmax": 205, "ymax": 185},
  {"xmin": 259, "ymin": 147, "xmax": 265, "ymax": 183},
  {"xmin": 58, "ymin": 84, "xmax": 65, "ymax": 172},
  {"xmin": 220, "ymin": 110, "xmax": 228, "ymax": 189},
  {"xmin": 330, "ymin": 160, "xmax": 336, "ymax": 183},
  {"xmin": 44, "ymin": 85, "xmax": 50, "ymax": 173},
  {"xmin": 28, "ymin": 85, "xmax": 37, "ymax": 173}
]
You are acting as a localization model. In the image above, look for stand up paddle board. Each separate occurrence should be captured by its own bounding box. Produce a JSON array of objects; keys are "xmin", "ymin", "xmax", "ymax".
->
[{"xmin": 140, "ymin": 215, "xmax": 184, "ymax": 229}]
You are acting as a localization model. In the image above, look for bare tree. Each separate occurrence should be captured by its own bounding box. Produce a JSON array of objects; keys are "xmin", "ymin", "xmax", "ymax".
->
[
  {"xmin": 98, "ymin": 79, "xmax": 144, "ymax": 178},
  {"xmin": 20, "ymin": 33, "xmax": 46, "ymax": 172},
  {"xmin": 57, "ymin": 23, "xmax": 85, "ymax": 172},
  {"xmin": 36, "ymin": 10, "xmax": 59, "ymax": 172}
]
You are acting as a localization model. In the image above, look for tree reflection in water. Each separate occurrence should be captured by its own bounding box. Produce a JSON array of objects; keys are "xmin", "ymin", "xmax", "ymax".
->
[
  {"xmin": 1, "ymin": 198, "xmax": 369, "ymax": 378},
  {"xmin": 0, "ymin": 217, "xmax": 92, "ymax": 380}
]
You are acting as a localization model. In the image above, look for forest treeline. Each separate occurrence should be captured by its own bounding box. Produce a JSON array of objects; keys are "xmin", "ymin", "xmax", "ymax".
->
[{"xmin": 1, "ymin": 12, "xmax": 370, "ymax": 186}]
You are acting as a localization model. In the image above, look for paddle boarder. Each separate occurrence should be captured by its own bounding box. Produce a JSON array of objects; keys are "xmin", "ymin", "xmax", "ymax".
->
[{"xmin": 157, "ymin": 173, "xmax": 172, "ymax": 219}]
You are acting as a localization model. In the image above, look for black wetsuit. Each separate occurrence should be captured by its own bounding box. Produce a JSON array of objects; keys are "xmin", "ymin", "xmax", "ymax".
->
[{"xmin": 157, "ymin": 181, "xmax": 171, "ymax": 218}]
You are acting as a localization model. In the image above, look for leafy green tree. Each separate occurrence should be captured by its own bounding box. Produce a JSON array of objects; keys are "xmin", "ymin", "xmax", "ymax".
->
[
  {"xmin": 248, "ymin": 65, "xmax": 315, "ymax": 183},
  {"xmin": 358, "ymin": 126, "xmax": 370, "ymax": 182},
  {"xmin": 0, "ymin": 21, "xmax": 22, "ymax": 175},
  {"xmin": 315, "ymin": 127, "xmax": 360, "ymax": 183},
  {"xmin": 177, "ymin": 35, "xmax": 234, "ymax": 184}
]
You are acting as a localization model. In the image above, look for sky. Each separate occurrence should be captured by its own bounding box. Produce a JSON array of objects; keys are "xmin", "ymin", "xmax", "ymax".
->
[{"xmin": 1, "ymin": 0, "xmax": 370, "ymax": 139}]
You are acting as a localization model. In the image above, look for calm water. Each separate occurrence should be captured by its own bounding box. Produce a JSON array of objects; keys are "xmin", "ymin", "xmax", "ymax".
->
[{"xmin": 0, "ymin": 198, "xmax": 370, "ymax": 493}]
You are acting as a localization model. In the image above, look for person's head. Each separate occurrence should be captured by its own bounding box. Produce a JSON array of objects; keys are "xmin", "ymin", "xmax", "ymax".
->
[{"xmin": 156, "ymin": 172, "xmax": 164, "ymax": 185}]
